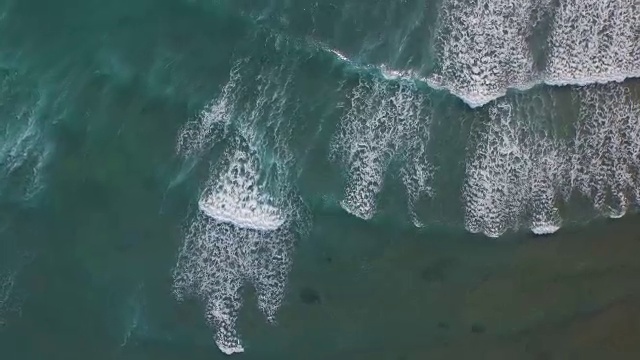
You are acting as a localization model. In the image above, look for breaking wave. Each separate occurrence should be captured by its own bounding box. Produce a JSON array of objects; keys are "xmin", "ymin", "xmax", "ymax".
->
[
  {"xmin": 427, "ymin": 0, "xmax": 545, "ymax": 108},
  {"xmin": 310, "ymin": 0, "xmax": 640, "ymax": 108},
  {"xmin": 173, "ymin": 35, "xmax": 311, "ymax": 354},
  {"xmin": 462, "ymin": 82, "xmax": 640, "ymax": 237},
  {"xmin": 544, "ymin": 0, "xmax": 640, "ymax": 87},
  {"xmin": 462, "ymin": 93, "xmax": 566, "ymax": 238},
  {"xmin": 173, "ymin": 139, "xmax": 301, "ymax": 354},
  {"xmin": 570, "ymin": 83, "xmax": 640, "ymax": 218},
  {"xmin": 330, "ymin": 76, "xmax": 433, "ymax": 224}
]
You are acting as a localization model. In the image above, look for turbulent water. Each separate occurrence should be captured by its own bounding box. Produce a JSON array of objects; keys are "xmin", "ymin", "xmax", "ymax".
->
[{"xmin": 1, "ymin": 0, "xmax": 640, "ymax": 357}]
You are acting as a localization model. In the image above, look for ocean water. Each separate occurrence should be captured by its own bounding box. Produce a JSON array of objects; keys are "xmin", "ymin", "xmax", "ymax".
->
[{"xmin": 1, "ymin": 0, "xmax": 640, "ymax": 359}]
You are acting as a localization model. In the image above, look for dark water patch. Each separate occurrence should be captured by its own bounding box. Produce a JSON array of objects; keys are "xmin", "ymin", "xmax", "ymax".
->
[
  {"xmin": 299, "ymin": 287, "xmax": 321, "ymax": 305},
  {"xmin": 420, "ymin": 257, "xmax": 455, "ymax": 283},
  {"xmin": 470, "ymin": 323, "xmax": 486, "ymax": 334},
  {"xmin": 437, "ymin": 321, "xmax": 449, "ymax": 330}
]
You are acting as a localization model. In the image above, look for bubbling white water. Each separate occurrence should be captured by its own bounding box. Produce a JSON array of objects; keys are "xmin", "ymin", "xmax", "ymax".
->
[
  {"xmin": 570, "ymin": 84, "xmax": 640, "ymax": 218},
  {"xmin": 331, "ymin": 77, "xmax": 432, "ymax": 222},
  {"xmin": 173, "ymin": 143, "xmax": 296, "ymax": 355},
  {"xmin": 199, "ymin": 145, "xmax": 285, "ymax": 231},
  {"xmin": 176, "ymin": 60, "xmax": 244, "ymax": 157},
  {"xmin": 428, "ymin": 0, "xmax": 544, "ymax": 108},
  {"xmin": 173, "ymin": 37, "xmax": 311, "ymax": 353},
  {"xmin": 544, "ymin": 0, "xmax": 640, "ymax": 87},
  {"xmin": 463, "ymin": 95, "xmax": 566, "ymax": 237},
  {"xmin": 463, "ymin": 82, "xmax": 640, "ymax": 237}
]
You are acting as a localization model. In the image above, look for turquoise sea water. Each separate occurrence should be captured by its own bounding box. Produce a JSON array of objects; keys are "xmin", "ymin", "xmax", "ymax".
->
[{"xmin": 1, "ymin": 0, "xmax": 640, "ymax": 358}]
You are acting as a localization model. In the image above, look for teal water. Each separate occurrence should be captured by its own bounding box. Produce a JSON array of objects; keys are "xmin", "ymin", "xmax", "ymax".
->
[{"xmin": 1, "ymin": 0, "xmax": 640, "ymax": 358}]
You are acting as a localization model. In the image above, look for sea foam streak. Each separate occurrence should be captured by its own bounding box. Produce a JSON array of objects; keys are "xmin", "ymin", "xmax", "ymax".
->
[
  {"xmin": 428, "ymin": 0, "xmax": 542, "ymax": 108},
  {"xmin": 0, "ymin": 74, "xmax": 51, "ymax": 202},
  {"xmin": 331, "ymin": 76, "xmax": 432, "ymax": 222},
  {"xmin": 570, "ymin": 84, "xmax": 640, "ymax": 218},
  {"xmin": 463, "ymin": 82, "xmax": 640, "ymax": 237},
  {"xmin": 173, "ymin": 144, "xmax": 294, "ymax": 355},
  {"xmin": 544, "ymin": 0, "xmax": 640, "ymax": 87},
  {"xmin": 463, "ymin": 94, "xmax": 565, "ymax": 237},
  {"xmin": 173, "ymin": 37, "xmax": 311, "ymax": 354}
]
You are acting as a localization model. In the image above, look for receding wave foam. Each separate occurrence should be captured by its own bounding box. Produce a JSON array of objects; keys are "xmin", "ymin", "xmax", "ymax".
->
[
  {"xmin": 173, "ymin": 142, "xmax": 298, "ymax": 355},
  {"xmin": 463, "ymin": 94, "xmax": 566, "ymax": 237},
  {"xmin": 173, "ymin": 215, "xmax": 294, "ymax": 355},
  {"xmin": 173, "ymin": 37, "xmax": 311, "ymax": 354},
  {"xmin": 544, "ymin": 0, "xmax": 640, "ymax": 87},
  {"xmin": 176, "ymin": 61, "xmax": 244, "ymax": 157},
  {"xmin": 463, "ymin": 82, "xmax": 640, "ymax": 237},
  {"xmin": 199, "ymin": 145, "xmax": 284, "ymax": 231},
  {"xmin": 570, "ymin": 84, "xmax": 640, "ymax": 218},
  {"xmin": 428, "ymin": 0, "xmax": 545, "ymax": 108},
  {"xmin": 331, "ymin": 77, "xmax": 432, "ymax": 222}
]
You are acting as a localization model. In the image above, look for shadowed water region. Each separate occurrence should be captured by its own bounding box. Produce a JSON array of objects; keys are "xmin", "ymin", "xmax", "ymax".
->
[{"xmin": 1, "ymin": 0, "xmax": 640, "ymax": 358}]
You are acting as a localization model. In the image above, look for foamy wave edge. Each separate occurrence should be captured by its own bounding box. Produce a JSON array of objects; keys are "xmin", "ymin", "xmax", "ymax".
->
[
  {"xmin": 198, "ymin": 197, "xmax": 285, "ymax": 231},
  {"xmin": 323, "ymin": 46, "xmax": 640, "ymax": 107}
]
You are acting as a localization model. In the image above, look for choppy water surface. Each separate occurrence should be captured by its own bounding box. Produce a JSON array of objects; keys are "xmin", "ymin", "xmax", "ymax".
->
[{"xmin": 1, "ymin": 0, "xmax": 640, "ymax": 358}]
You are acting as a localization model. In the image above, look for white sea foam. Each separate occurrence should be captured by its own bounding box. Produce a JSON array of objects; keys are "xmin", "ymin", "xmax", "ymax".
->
[
  {"xmin": 428, "ymin": 0, "xmax": 543, "ymax": 108},
  {"xmin": 331, "ymin": 77, "xmax": 432, "ymax": 221},
  {"xmin": 0, "ymin": 270, "xmax": 16, "ymax": 321},
  {"xmin": 544, "ymin": 0, "xmax": 640, "ymax": 87},
  {"xmin": 570, "ymin": 84, "xmax": 640, "ymax": 218},
  {"xmin": 173, "ymin": 205, "xmax": 295, "ymax": 355},
  {"xmin": 176, "ymin": 61, "xmax": 244, "ymax": 157},
  {"xmin": 173, "ymin": 44, "xmax": 306, "ymax": 354},
  {"xmin": 0, "ymin": 79, "xmax": 50, "ymax": 201},
  {"xmin": 463, "ymin": 95, "xmax": 565, "ymax": 238},
  {"xmin": 199, "ymin": 146, "xmax": 284, "ymax": 231},
  {"xmin": 173, "ymin": 146, "xmax": 294, "ymax": 354},
  {"xmin": 463, "ymin": 82, "xmax": 640, "ymax": 237}
]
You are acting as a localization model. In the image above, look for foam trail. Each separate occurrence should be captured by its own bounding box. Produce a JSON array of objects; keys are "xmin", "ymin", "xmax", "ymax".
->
[
  {"xmin": 428, "ymin": 0, "xmax": 543, "ymax": 108},
  {"xmin": 463, "ymin": 95, "xmax": 565, "ymax": 237},
  {"xmin": 331, "ymin": 77, "xmax": 432, "ymax": 221},
  {"xmin": 570, "ymin": 84, "xmax": 640, "ymax": 218},
  {"xmin": 0, "ymin": 79, "xmax": 50, "ymax": 201},
  {"xmin": 173, "ymin": 50, "xmax": 301, "ymax": 351},
  {"xmin": 176, "ymin": 60, "xmax": 244, "ymax": 157},
  {"xmin": 0, "ymin": 270, "xmax": 16, "ymax": 323},
  {"xmin": 173, "ymin": 144, "xmax": 294, "ymax": 355},
  {"xmin": 544, "ymin": 0, "xmax": 640, "ymax": 87}
]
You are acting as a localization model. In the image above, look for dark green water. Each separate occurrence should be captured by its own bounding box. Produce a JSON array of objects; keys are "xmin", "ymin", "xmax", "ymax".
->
[{"xmin": 1, "ymin": 0, "xmax": 640, "ymax": 359}]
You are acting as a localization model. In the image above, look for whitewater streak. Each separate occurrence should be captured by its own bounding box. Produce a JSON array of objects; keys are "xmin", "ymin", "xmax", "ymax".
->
[
  {"xmin": 173, "ymin": 36, "xmax": 313, "ymax": 354},
  {"xmin": 428, "ymin": 0, "xmax": 542, "ymax": 108},
  {"xmin": 331, "ymin": 76, "xmax": 433, "ymax": 224},
  {"xmin": 463, "ymin": 93, "xmax": 565, "ymax": 238},
  {"xmin": 544, "ymin": 0, "xmax": 640, "ymax": 87},
  {"xmin": 570, "ymin": 84, "xmax": 640, "ymax": 218},
  {"xmin": 462, "ymin": 82, "xmax": 640, "ymax": 237},
  {"xmin": 173, "ymin": 143, "xmax": 294, "ymax": 355}
]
